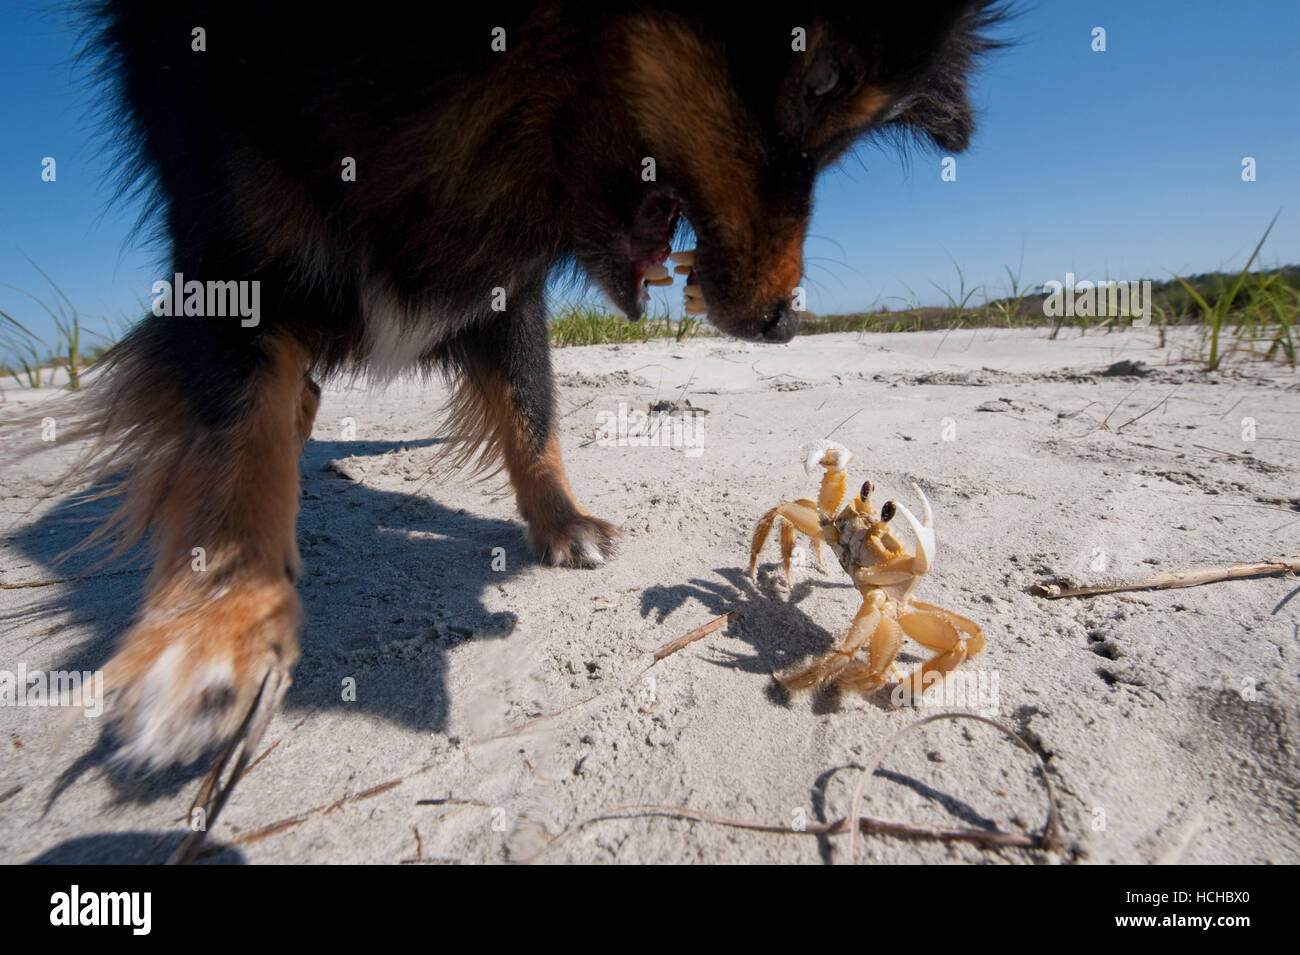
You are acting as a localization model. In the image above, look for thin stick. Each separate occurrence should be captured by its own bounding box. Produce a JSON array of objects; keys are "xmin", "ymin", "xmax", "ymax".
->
[
  {"xmin": 824, "ymin": 408, "xmax": 863, "ymax": 440},
  {"xmin": 1067, "ymin": 385, "xmax": 1140, "ymax": 439},
  {"xmin": 167, "ymin": 667, "xmax": 292, "ymax": 864},
  {"xmin": 529, "ymin": 713, "xmax": 1059, "ymax": 863},
  {"xmin": 203, "ymin": 764, "xmax": 442, "ymax": 855},
  {"xmin": 0, "ymin": 568, "xmax": 145, "ymax": 590},
  {"xmin": 1034, "ymin": 556, "xmax": 1300, "ymax": 599},
  {"xmin": 1115, "ymin": 384, "xmax": 1181, "ymax": 432},
  {"xmin": 476, "ymin": 692, "xmax": 602, "ymax": 741},
  {"xmin": 848, "ymin": 712, "xmax": 1060, "ymax": 863},
  {"xmin": 651, "ymin": 610, "xmax": 739, "ymax": 662},
  {"xmin": 1192, "ymin": 443, "xmax": 1256, "ymax": 460},
  {"xmin": 587, "ymin": 805, "xmax": 1044, "ymax": 847},
  {"xmin": 477, "ymin": 610, "xmax": 740, "ymax": 742}
]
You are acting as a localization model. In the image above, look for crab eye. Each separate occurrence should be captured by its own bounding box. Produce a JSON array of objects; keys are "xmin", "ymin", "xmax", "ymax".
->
[
  {"xmin": 881, "ymin": 501, "xmax": 896, "ymax": 522},
  {"xmin": 859, "ymin": 481, "xmax": 872, "ymax": 501}
]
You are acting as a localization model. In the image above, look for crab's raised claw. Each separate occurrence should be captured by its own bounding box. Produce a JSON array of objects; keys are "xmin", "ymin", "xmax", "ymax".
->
[
  {"xmin": 798, "ymin": 440, "xmax": 853, "ymax": 475},
  {"xmin": 894, "ymin": 488, "xmax": 936, "ymax": 577},
  {"xmin": 910, "ymin": 482, "xmax": 933, "ymax": 530}
]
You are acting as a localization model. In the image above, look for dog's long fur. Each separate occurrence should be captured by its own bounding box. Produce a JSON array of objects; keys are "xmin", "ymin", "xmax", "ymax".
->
[{"xmin": 72, "ymin": 0, "xmax": 1002, "ymax": 768}]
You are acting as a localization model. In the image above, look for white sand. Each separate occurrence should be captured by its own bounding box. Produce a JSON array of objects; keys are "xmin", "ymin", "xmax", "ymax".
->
[{"xmin": 2, "ymin": 326, "xmax": 1297, "ymax": 864}]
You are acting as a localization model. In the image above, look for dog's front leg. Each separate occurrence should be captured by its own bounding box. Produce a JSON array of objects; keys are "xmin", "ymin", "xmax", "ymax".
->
[
  {"xmin": 88, "ymin": 319, "xmax": 319, "ymax": 769},
  {"xmin": 443, "ymin": 284, "xmax": 617, "ymax": 567}
]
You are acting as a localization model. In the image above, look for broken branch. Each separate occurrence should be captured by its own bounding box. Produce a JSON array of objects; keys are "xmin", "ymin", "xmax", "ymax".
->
[{"xmin": 1034, "ymin": 556, "xmax": 1300, "ymax": 599}]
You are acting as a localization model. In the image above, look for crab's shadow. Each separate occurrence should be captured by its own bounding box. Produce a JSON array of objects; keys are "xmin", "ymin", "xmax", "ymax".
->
[
  {"xmin": 641, "ymin": 560, "xmax": 983, "ymax": 865},
  {"xmin": 639, "ymin": 563, "xmax": 923, "ymax": 715}
]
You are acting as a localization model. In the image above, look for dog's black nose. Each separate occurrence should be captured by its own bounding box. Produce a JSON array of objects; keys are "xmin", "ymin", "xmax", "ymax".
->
[{"xmin": 760, "ymin": 301, "xmax": 799, "ymax": 342}]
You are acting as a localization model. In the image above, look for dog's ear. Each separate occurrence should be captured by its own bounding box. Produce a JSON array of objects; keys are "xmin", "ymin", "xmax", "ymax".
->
[
  {"xmin": 891, "ymin": 75, "xmax": 976, "ymax": 152},
  {"xmin": 890, "ymin": 0, "xmax": 1004, "ymax": 152}
]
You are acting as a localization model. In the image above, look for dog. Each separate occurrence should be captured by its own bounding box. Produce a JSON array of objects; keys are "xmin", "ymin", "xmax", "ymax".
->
[{"xmin": 75, "ymin": 0, "xmax": 1001, "ymax": 770}]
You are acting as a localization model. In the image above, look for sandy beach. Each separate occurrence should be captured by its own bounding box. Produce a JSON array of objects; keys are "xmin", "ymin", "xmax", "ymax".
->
[{"xmin": 2, "ymin": 325, "xmax": 1297, "ymax": 864}]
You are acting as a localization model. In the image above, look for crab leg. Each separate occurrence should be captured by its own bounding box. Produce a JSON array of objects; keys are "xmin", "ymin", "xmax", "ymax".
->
[
  {"xmin": 794, "ymin": 499, "xmax": 825, "ymax": 567},
  {"xmin": 749, "ymin": 501, "xmax": 821, "ymax": 580},
  {"xmin": 835, "ymin": 611, "xmax": 904, "ymax": 695},
  {"xmin": 853, "ymin": 557, "xmax": 918, "ymax": 589},
  {"xmin": 781, "ymin": 592, "xmax": 888, "ymax": 692},
  {"xmin": 779, "ymin": 521, "xmax": 797, "ymax": 581},
  {"xmin": 908, "ymin": 600, "xmax": 985, "ymax": 656},
  {"xmin": 895, "ymin": 603, "xmax": 984, "ymax": 702}
]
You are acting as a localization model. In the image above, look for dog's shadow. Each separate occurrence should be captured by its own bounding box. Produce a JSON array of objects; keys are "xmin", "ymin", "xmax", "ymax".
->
[
  {"xmin": 6, "ymin": 437, "xmax": 538, "ymax": 816},
  {"xmin": 9, "ymin": 437, "xmax": 936, "ymax": 864}
]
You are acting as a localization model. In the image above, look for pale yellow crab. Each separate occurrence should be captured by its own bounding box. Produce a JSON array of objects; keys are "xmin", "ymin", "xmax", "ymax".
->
[{"xmin": 749, "ymin": 441, "xmax": 984, "ymax": 700}]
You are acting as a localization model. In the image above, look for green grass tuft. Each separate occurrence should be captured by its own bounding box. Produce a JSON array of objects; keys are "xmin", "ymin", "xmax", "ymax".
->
[{"xmin": 548, "ymin": 304, "xmax": 708, "ymax": 347}]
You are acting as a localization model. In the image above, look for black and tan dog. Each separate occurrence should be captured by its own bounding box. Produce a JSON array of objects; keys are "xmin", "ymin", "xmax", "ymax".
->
[{"xmin": 76, "ymin": 1, "xmax": 1001, "ymax": 769}]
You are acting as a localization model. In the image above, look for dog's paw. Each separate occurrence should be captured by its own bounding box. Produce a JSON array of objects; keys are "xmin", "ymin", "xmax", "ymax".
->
[
  {"xmin": 529, "ymin": 512, "xmax": 619, "ymax": 568},
  {"xmin": 101, "ymin": 579, "xmax": 301, "ymax": 771}
]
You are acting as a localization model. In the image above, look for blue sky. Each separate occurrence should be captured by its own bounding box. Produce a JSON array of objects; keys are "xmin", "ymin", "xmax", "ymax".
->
[{"xmin": 1, "ymin": 0, "xmax": 1297, "ymax": 354}]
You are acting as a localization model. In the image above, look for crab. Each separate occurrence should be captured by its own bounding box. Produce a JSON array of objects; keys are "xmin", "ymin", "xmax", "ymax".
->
[{"xmin": 748, "ymin": 440, "xmax": 984, "ymax": 701}]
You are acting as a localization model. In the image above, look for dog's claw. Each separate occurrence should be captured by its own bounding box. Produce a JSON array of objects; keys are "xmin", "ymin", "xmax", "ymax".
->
[
  {"xmin": 531, "ymin": 513, "xmax": 619, "ymax": 568},
  {"xmin": 167, "ymin": 666, "xmax": 292, "ymax": 865}
]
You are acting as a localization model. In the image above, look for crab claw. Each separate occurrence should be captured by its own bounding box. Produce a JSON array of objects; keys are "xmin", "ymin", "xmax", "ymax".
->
[
  {"xmin": 894, "ymin": 483, "xmax": 936, "ymax": 576},
  {"xmin": 798, "ymin": 440, "xmax": 853, "ymax": 475}
]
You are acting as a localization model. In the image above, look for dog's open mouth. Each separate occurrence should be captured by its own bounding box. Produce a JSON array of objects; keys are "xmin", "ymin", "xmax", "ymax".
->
[
  {"xmin": 623, "ymin": 191, "xmax": 716, "ymax": 322},
  {"xmin": 624, "ymin": 190, "xmax": 682, "ymax": 311},
  {"xmin": 617, "ymin": 188, "xmax": 799, "ymax": 344}
]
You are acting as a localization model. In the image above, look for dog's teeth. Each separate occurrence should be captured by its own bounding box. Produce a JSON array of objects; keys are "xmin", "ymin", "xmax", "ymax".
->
[
  {"xmin": 675, "ymin": 255, "xmax": 703, "ymax": 313},
  {"xmin": 643, "ymin": 264, "xmax": 670, "ymax": 281}
]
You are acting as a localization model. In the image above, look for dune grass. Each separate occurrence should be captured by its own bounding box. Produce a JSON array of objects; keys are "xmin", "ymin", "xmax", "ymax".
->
[
  {"xmin": 546, "ymin": 257, "xmax": 1298, "ymax": 372},
  {"xmin": 1, "ymin": 264, "xmax": 122, "ymax": 390},
  {"xmin": 548, "ymin": 304, "xmax": 706, "ymax": 347},
  {"xmin": 1171, "ymin": 214, "xmax": 1282, "ymax": 370},
  {"xmin": 4, "ymin": 224, "xmax": 1297, "ymax": 386}
]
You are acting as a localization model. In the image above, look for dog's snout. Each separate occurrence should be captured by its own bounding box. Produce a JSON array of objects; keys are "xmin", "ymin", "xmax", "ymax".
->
[{"xmin": 760, "ymin": 301, "xmax": 799, "ymax": 342}]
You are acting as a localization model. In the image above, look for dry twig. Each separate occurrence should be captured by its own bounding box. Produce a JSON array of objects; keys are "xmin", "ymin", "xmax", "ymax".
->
[
  {"xmin": 846, "ymin": 712, "xmax": 1060, "ymax": 862},
  {"xmin": 1034, "ymin": 556, "xmax": 1300, "ymax": 599},
  {"xmin": 531, "ymin": 712, "xmax": 1061, "ymax": 863},
  {"xmin": 480, "ymin": 610, "xmax": 740, "ymax": 742}
]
